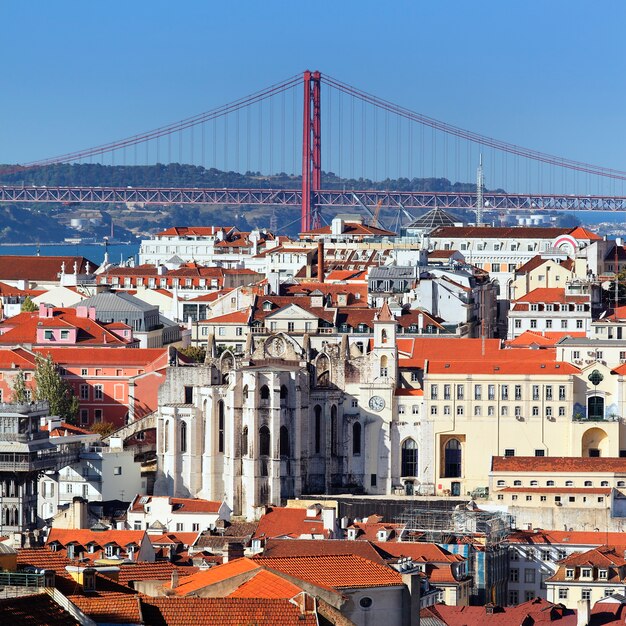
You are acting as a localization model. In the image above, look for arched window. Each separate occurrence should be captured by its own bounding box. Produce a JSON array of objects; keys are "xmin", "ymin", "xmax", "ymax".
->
[
  {"xmin": 314, "ymin": 405, "xmax": 322, "ymax": 454},
  {"xmin": 352, "ymin": 422, "xmax": 362, "ymax": 455},
  {"xmin": 588, "ymin": 396, "xmax": 604, "ymax": 421},
  {"xmin": 381, "ymin": 329, "xmax": 388, "ymax": 344},
  {"xmin": 565, "ymin": 480, "xmax": 573, "ymax": 487},
  {"xmin": 330, "ymin": 405, "xmax": 338, "ymax": 456},
  {"xmin": 280, "ymin": 385, "xmax": 288, "ymax": 400},
  {"xmin": 180, "ymin": 421, "xmax": 187, "ymax": 453},
  {"xmin": 242, "ymin": 385, "xmax": 249, "ymax": 402},
  {"xmin": 260, "ymin": 385, "xmax": 270, "ymax": 400},
  {"xmin": 259, "ymin": 425, "xmax": 270, "ymax": 457},
  {"xmin": 317, "ymin": 354, "xmax": 330, "ymax": 387},
  {"xmin": 584, "ymin": 480, "xmax": 593, "ymax": 487},
  {"xmin": 380, "ymin": 355, "xmax": 388, "ymax": 377},
  {"xmin": 401, "ymin": 438, "xmax": 418, "ymax": 477},
  {"xmin": 514, "ymin": 480, "xmax": 522, "ymax": 486},
  {"xmin": 497, "ymin": 480, "xmax": 505, "ymax": 487},
  {"xmin": 444, "ymin": 439, "xmax": 461, "ymax": 478},
  {"xmin": 217, "ymin": 401, "xmax": 225, "ymax": 453},
  {"xmin": 530, "ymin": 480, "xmax": 538, "ymax": 486},
  {"xmin": 241, "ymin": 426, "xmax": 248, "ymax": 457},
  {"xmin": 280, "ymin": 426, "xmax": 289, "ymax": 457},
  {"xmin": 547, "ymin": 480, "xmax": 555, "ymax": 486},
  {"xmin": 164, "ymin": 420, "xmax": 169, "ymax": 452}
]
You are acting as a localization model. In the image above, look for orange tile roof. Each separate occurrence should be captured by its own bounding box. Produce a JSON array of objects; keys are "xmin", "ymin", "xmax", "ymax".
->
[
  {"xmin": 200, "ymin": 308, "xmax": 251, "ymax": 324},
  {"xmin": 508, "ymin": 529, "xmax": 626, "ymax": 546},
  {"xmin": 172, "ymin": 557, "xmax": 260, "ymax": 596},
  {"xmin": 255, "ymin": 554, "xmax": 403, "ymax": 589},
  {"xmin": 155, "ymin": 226, "xmax": 234, "ymax": 237},
  {"xmin": 0, "ymin": 308, "xmax": 133, "ymax": 346},
  {"xmin": 0, "ymin": 255, "xmax": 96, "ymax": 282},
  {"xmin": 559, "ymin": 545, "xmax": 626, "ymax": 568},
  {"xmin": 261, "ymin": 538, "xmax": 387, "ymax": 564},
  {"xmin": 0, "ymin": 347, "xmax": 37, "ymax": 369},
  {"xmin": 41, "ymin": 421, "xmax": 94, "ymax": 436},
  {"xmin": 395, "ymin": 388, "xmax": 424, "ymax": 396},
  {"xmin": 422, "ymin": 597, "xmax": 575, "ymax": 625},
  {"xmin": 0, "ymin": 594, "xmax": 80, "ymax": 625},
  {"xmin": 253, "ymin": 507, "xmax": 331, "ymax": 540},
  {"xmin": 129, "ymin": 495, "xmax": 222, "ymax": 514},
  {"xmin": 228, "ymin": 569, "xmax": 303, "ymax": 599},
  {"xmin": 569, "ymin": 226, "xmax": 602, "ymax": 241},
  {"xmin": 506, "ymin": 330, "xmax": 586, "ymax": 348},
  {"xmin": 47, "ymin": 528, "xmax": 147, "ymax": 549},
  {"xmin": 34, "ymin": 347, "xmax": 166, "ymax": 366},
  {"xmin": 139, "ymin": 597, "xmax": 318, "ymax": 626},
  {"xmin": 117, "ymin": 562, "xmax": 198, "ymax": 587},
  {"xmin": 513, "ymin": 287, "xmax": 588, "ymax": 304},
  {"xmin": 69, "ymin": 595, "xmax": 143, "ymax": 624},
  {"xmin": 148, "ymin": 533, "xmax": 200, "ymax": 548},
  {"xmin": 430, "ymin": 225, "xmax": 570, "ymax": 239},
  {"xmin": 492, "ymin": 456, "xmax": 626, "ymax": 473},
  {"xmin": 374, "ymin": 541, "xmax": 465, "ymax": 564},
  {"xmin": 300, "ymin": 222, "xmax": 395, "ymax": 237}
]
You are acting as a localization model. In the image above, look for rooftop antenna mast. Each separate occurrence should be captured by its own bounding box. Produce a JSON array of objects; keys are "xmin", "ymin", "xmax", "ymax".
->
[{"xmin": 476, "ymin": 153, "xmax": 484, "ymax": 227}]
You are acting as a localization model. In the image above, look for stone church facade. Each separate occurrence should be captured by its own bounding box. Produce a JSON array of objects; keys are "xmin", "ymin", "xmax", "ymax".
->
[{"xmin": 153, "ymin": 305, "xmax": 426, "ymax": 518}]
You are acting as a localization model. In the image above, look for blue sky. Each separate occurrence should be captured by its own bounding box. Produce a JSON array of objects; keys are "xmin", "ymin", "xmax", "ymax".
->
[{"xmin": 1, "ymin": 1, "xmax": 625, "ymax": 184}]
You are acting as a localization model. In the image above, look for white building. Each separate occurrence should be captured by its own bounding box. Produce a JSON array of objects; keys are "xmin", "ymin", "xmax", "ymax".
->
[
  {"xmin": 40, "ymin": 436, "xmax": 144, "ymax": 522},
  {"xmin": 126, "ymin": 495, "xmax": 230, "ymax": 533}
]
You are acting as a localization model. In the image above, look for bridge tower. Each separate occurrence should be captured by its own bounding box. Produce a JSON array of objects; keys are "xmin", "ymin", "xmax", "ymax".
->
[{"xmin": 301, "ymin": 70, "xmax": 321, "ymax": 232}]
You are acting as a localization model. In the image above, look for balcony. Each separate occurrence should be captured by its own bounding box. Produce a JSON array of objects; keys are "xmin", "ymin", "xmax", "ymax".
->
[{"xmin": 0, "ymin": 449, "xmax": 80, "ymax": 473}]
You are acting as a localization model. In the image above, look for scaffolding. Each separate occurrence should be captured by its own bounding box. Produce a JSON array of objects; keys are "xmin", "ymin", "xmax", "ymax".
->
[{"xmin": 396, "ymin": 502, "xmax": 514, "ymax": 547}]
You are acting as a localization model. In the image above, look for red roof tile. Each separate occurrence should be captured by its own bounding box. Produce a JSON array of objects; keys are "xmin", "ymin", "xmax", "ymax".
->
[
  {"xmin": 139, "ymin": 597, "xmax": 318, "ymax": 626},
  {"xmin": 254, "ymin": 554, "xmax": 403, "ymax": 589},
  {"xmin": 492, "ymin": 456, "xmax": 626, "ymax": 473},
  {"xmin": 261, "ymin": 538, "xmax": 387, "ymax": 564},
  {"xmin": 0, "ymin": 255, "xmax": 96, "ymax": 282},
  {"xmin": 69, "ymin": 595, "xmax": 143, "ymax": 624},
  {"xmin": 0, "ymin": 594, "xmax": 80, "ymax": 625},
  {"xmin": 228, "ymin": 569, "xmax": 303, "ymax": 599},
  {"xmin": 253, "ymin": 507, "xmax": 332, "ymax": 540}
]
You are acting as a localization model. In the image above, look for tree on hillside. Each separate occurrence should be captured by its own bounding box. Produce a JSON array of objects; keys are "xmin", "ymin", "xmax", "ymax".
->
[
  {"xmin": 12, "ymin": 371, "xmax": 28, "ymax": 403},
  {"xmin": 604, "ymin": 268, "xmax": 626, "ymax": 309},
  {"xmin": 21, "ymin": 296, "xmax": 37, "ymax": 312},
  {"xmin": 178, "ymin": 346, "xmax": 206, "ymax": 363},
  {"xmin": 34, "ymin": 354, "xmax": 79, "ymax": 423}
]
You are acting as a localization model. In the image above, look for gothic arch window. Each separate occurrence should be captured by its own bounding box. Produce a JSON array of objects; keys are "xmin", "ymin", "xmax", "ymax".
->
[
  {"xmin": 280, "ymin": 385, "xmax": 288, "ymax": 401},
  {"xmin": 280, "ymin": 425, "xmax": 290, "ymax": 457},
  {"xmin": 242, "ymin": 426, "xmax": 248, "ymax": 457},
  {"xmin": 316, "ymin": 354, "xmax": 330, "ymax": 387},
  {"xmin": 330, "ymin": 405, "xmax": 338, "ymax": 456},
  {"xmin": 352, "ymin": 422, "xmax": 362, "ymax": 455},
  {"xmin": 381, "ymin": 329, "xmax": 388, "ymax": 344},
  {"xmin": 260, "ymin": 385, "xmax": 270, "ymax": 400},
  {"xmin": 259, "ymin": 425, "xmax": 270, "ymax": 457},
  {"xmin": 164, "ymin": 420, "xmax": 169, "ymax": 453},
  {"xmin": 217, "ymin": 401, "xmax": 225, "ymax": 453},
  {"xmin": 314, "ymin": 405, "xmax": 322, "ymax": 454},
  {"xmin": 401, "ymin": 438, "xmax": 418, "ymax": 477},
  {"xmin": 242, "ymin": 385, "xmax": 249, "ymax": 402},
  {"xmin": 444, "ymin": 438, "xmax": 462, "ymax": 478},
  {"xmin": 180, "ymin": 421, "xmax": 187, "ymax": 453}
]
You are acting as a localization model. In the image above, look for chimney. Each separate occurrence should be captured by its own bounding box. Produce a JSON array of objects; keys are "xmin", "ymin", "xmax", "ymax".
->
[
  {"xmin": 73, "ymin": 497, "xmax": 89, "ymax": 529},
  {"xmin": 222, "ymin": 541, "xmax": 244, "ymax": 563},
  {"xmin": 317, "ymin": 240, "xmax": 325, "ymax": 283},
  {"xmin": 577, "ymin": 598, "xmax": 590, "ymax": 626},
  {"xmin": 402, "ymin": 572, "xmax": 421, "ymax": 626},
  {"xmin": 170, "ymin": 570, "xmax": 179, "ymax": 590}
]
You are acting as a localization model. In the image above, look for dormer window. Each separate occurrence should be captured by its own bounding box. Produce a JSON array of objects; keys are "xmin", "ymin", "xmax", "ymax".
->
[
  {"xmin": 87, "ymin": 543, "xmax": 98, "ymax": 554},
  {"xmin": 581, "ymin": 568, "xmax": 592, "ymax": 578},
  {"xmin": 566, "ymin": 568, "xmax": 575, "ymax": 579},
  {"xmin": 347, "ymin": 528, "xmax": 357, "ymax": 540},
  {"xmin": 599, "ymin": 569, "xmax": 608, "ymax": 579},
  {"xmin": 263, "ymin": 301, "xmax": 273, "ymax": 311},
  {"xmin": 105, "ymin": 544, "xmax": 119, "ymax": 558}
]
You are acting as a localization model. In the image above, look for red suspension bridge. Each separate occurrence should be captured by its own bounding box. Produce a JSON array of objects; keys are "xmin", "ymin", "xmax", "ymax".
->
[{"xmin": 3, "ymin": 70, "xmax": 626, "ymax": 230}]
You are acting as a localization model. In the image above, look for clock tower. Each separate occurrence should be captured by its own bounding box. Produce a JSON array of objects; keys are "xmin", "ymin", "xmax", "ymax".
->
[{"xmin": 372, "ymin": 301, "xmax": 398, "ymax": 383}]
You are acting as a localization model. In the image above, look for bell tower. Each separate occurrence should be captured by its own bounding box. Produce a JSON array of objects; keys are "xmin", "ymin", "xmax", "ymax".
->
[{"xmin": 372, "ymin": 302, "xmax": 397, "ymax": 382}]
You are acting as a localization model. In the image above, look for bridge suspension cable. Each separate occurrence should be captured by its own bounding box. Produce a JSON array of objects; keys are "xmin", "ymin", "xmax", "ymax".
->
[
  {"xmin": 322, "ymin": 74, "xmax": 626, "ymax": 182},
  {"xmin": 19, "ymin": 74, "xmax": 302, "ymax": 170}
]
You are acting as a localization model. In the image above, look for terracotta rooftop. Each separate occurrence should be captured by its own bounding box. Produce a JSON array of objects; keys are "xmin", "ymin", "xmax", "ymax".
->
[
  {"xmin": 506, "ymin": 330, "xmax": 586, "ymax": 348},
  {"xmin": 253, "ymin": 506, "xmax": 332, "ymax": 540},
  {"xmin": 0, "ymin": 255, "xmax": 96, "ymax": 282},
  {"xmin": 492, "ymin": 456, "xmax": 626, "ymax": 473},
  {"xmin": 228, "ymin": 569, "xmax": 303, "ymax": 599},
  {"xmin": 421, "ymin": 597, "xmax": 575, "ymax": 625},
  {"xmin": 429, "ymin": 225, "xmax": 571, "ymax": 239},
  {"xmin": 172, "ymin": 557, "xmax": 261, "ymax": 596},
  {"xmin": 261, "ymin": 538, "xmax": 387, "ymax": 564},
  {"xmin": 129, "ymin": 495, "xmax": 223, "ymax": 514},
  {"xmin": 139, "ymin": 597, "xmax": 318, "ymax": 626},
  {"xmin": 254, "ymin": 554, "xmax": 403, "ymax": 589},
  {"xmin": 513, "ymin": 287, "xmax": 589, "ymax": 304},
  {"xmin": 69, "ymin": 595, "xmax": 143, "ymax": 625},
  {"xmin": 0, "ymin": 593, "xmax": 79, "ymax": 625}
]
